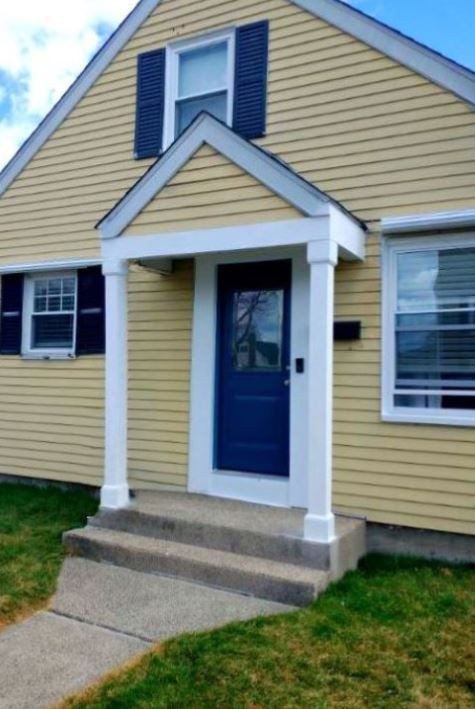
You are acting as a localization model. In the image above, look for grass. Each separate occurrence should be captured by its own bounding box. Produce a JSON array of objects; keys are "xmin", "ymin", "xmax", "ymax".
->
[
  {"xmin": 62, "ymin": 554, "xmax": 475, "ymax": 709},
  {"xmin": 0, "ymin": 482, "xmax": 97, "ymax": 627}
]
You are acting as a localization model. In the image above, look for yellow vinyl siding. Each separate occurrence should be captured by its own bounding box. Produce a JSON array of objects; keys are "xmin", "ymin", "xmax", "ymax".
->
[
  {"xmin": 0, "ymin": 358, "xmax": 104, "ymax": 487},
  {"xmin": 126, "ymin": 145, "xmax": 301, "ymax": 235},
  {"xmin": 128, "ymin": 261, "xmax": 193, "ymax": 489},
  {"xmin": 0, "ymin": 0, "xmax": 473, "ymax": 531}
]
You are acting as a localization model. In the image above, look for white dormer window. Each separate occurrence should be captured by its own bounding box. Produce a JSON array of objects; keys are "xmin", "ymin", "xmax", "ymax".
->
[{"xmin": 164, "ymin": 29, "xmax": 235, "ymax": 147}]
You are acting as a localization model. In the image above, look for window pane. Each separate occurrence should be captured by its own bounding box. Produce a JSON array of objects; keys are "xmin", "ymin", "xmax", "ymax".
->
[
  {"xmin": 178, "ymin": 42, "xmax": 228, "ymax": 98},
  {"xmin": 34, "ymin": 280, "xmax": 48, "ymax": 297},
  {"xmin": 62, "ymin": 295, "xmax": 75, "ymax": 311},
  {"xmin": 396, "ymin": 326, "xmax": 475, "ymax": 390},
  {"xmin": 176, "ymin": 92, "xmax": 227, "ymax": 136},
  {"xmin": 63, "ymin": 278, "xmax": 75, "ymax": 295},
  {"xmin": 397, "ymin": 247, "xmax": 475, "ymax": 312},
  {"xmin": 34, "ymin": 296, "xmax": 47, "ymax": 313},
  {"xmin": 232, "ymin": 290, "xmax": 284, "ymax": 371},
  {"xmin": 395, "ymin": 246, "xmax": 475, "ymax": 410},
  {"xmin": 32, "ymin": 314, "xmax": 74, "ymax": 349},
  {"xmin": 48, "ymin": 279, "xmax": 62, "ymax": 296},
  {"xmin": 395, "ymin": 394, "xmax": 475, "ymax": 410},
  {"xmin": 48, "ymin": 296, "xmax": 61, "ymax": 312}
]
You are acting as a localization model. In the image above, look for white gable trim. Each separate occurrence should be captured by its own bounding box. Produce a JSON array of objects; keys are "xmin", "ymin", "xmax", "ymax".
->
[
  {"xmin": 1, "ymin": 0, "xmax": 474, "ymax": 201},
  {"xmin": 98, "ymin": 113, "xmax": 346, "ymax": 239},
  {"xmin": 0, "ymin": 0, "xmax": 161, "ymax": 197},
  {"xmin": 293, "ymin": 0, "xmax": 475, "ymax": 106}
]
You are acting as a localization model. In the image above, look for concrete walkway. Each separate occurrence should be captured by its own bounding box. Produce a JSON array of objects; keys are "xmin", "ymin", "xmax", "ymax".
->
[{"xmin": 0, "ymin": 558, "xmax": 294, "ymax": 709}]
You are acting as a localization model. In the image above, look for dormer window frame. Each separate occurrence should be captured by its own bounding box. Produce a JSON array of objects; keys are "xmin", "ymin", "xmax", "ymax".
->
[{"xmin": 163, "ymin": 28, "xmax": 236, "ymax": 150}]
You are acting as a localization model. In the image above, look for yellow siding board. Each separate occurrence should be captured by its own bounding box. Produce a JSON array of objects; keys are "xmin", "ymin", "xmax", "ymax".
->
[
  {"xmin": 0, "ymin": 0, "xmax": 474, "ymax": 532},
  {"xmin": 128, "ymin": 262, "xmax": 193, "ymax": 485},
  {"xmin": 126, "ymin": 145, "xmax": 300, "ymax": 235}
]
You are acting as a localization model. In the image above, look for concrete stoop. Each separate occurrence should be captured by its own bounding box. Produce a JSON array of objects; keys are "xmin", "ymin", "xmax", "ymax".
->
[{"xmin": 64, "ymin": 491, "xmax": 366, "ymax": 608}]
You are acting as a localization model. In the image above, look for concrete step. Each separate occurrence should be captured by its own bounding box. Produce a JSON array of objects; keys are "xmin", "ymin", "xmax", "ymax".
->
[
  {"xmin": 89, "ymin": 493, "xmax": 365, "ymax": 575},
  {"xmin": 64, "ymin": 526, "xmax": 330, "ymax": 607}
]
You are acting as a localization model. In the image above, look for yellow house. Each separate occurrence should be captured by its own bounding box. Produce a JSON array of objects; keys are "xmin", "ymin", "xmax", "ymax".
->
[{"xmin": 0, "ymin": 0, "xmax": 474, "ymax": 562}]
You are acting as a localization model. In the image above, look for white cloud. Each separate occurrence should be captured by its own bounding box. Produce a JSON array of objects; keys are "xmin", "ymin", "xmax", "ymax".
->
[{"xmin": 0, "ymin": 0, "xmax": 137, "ymax": 168}]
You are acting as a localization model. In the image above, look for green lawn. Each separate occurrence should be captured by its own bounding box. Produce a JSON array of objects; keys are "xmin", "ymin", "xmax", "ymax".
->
[
  {"xmin": 0, "ymin": 482, "xmax": 97, "ymax": 627},
  {"xmin": 63, "ymin": 555, "xmax": 475, "ymax": 709}
]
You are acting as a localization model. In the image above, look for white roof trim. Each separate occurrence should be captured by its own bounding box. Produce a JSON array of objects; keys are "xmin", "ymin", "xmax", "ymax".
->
[
  {"xmin": 98, "ymin": 113, "xmax": 359, "ymax": 239},
  {"xmin": 382, "ymin": 209, "xmax": 475, "ymax": 234},
  {"xmin": 1, "ymin": 0, "xmax": 474, "ymax": 200},
  {"xmin": 292, "ymin": 0, "xmax": 475, "ymax": 106},
  {"xmin": 0, "ymin": 0, "xmax": 161, "ymax": 197},
  {"xmin": 0, "ymin": 258, "xmax": 101, "ymax": 275}
]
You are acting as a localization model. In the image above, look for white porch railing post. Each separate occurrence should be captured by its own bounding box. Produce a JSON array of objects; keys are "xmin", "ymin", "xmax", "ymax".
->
[
  {"xmin": 100, "ymin": 258, "xmax": 130, "ymax": 509},
  {"xmin": 304, "ymin": 238, "xmax": 338, "ymax": 543}
]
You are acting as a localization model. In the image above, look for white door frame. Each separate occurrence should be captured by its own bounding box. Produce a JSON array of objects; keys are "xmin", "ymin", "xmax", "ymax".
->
[{"xmin": 188, "ymin": 246, "xmax": 309, "ymax": 508}]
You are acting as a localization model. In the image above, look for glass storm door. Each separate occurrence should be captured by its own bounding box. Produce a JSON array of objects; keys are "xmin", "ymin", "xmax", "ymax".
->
[{"xmin": 216, "ymin": 261, "xmax": 291, "ymax": 477}]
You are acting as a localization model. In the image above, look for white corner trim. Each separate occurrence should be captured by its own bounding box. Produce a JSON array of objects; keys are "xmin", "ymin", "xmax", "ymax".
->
[
  {"xmin": 0, "ymin": 0, "xmax": 161, "ymax": 197},
  {"xmin": 382, "ymin": 209, "xmax": 475, "ymax": 234},
  {"xmin": 99, "ymin": 114, "xmax": 335, "ymax": 239},
  {"xmin": 292, "ymin": 0, "xmax": 475, "ymax": 106},
  {"xmin": 0, "ymin": 258, "xmax": 101, "ymax": 275}
]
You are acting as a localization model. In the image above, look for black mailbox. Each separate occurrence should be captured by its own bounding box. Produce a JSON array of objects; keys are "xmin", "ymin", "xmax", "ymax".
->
[{"xmin": 334, "ymin": 321, "xmax": 362, "ymax": 341}]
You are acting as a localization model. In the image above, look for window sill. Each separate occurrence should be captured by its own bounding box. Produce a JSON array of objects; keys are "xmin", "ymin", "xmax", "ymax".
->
[
  {"xmin": 382, "ymin": 410, "xmax": 475, "ymax": 428},
  {"xmin": 21, "ymin": 353, "xmax": 76, "ymax": 361}
]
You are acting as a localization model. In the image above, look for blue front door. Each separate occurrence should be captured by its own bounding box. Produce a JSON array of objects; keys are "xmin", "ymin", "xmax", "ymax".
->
[{"xmin": 216, "ymin": 260, "xmax": 291, "ymax": 477}]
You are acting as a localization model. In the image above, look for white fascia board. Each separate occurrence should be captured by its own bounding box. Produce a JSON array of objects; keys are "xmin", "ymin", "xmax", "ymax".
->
[
  {"xmin": 382, "ymin": 208, "xmax": 475, "ymax": 234},
  {"xmin": 292, "ymin": 0, "xmax": 475, "ymax": 107},
  {"xmin": 104, "ymin": 212, "xmax": 364, "ymax": 263},
  {"xmin": 0, "ymin": 0, "xmax": 161, "ymax": 197},
  {"xmin": 328, "ymin": 204, "xmax": 366, "ymax": 261},
  {"xmin": 0, "ymin": 257, "xmax": 101, "ymax": 274},
  {"xmin": 103, "ymin": 217, "xmax": 329, "ymax": 262},
  {"xmin": 99, "ymin": 114, "xmax": 333, "ymax": 239}
]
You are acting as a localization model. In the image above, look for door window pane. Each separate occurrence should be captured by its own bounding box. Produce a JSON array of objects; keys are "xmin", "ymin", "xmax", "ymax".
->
[
  {"xmin": 232, "ymin": 290, "xmax": 284, "ymax": 371},
  {"xmin": 178, "ymin": 43, "xmax": 228, "ymax": 97}
]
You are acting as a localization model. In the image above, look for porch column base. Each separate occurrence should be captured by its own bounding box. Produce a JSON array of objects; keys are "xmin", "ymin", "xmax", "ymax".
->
[
  {"xmin": 304, "ymin": 512, "xmax": 336, "ymax": 544},
  {"xmin": 100, "ymin": 484, "xmax": 130, "ymax": 510}
]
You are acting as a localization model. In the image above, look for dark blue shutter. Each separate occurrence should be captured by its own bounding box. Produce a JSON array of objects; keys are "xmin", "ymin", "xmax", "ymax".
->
[
  {"xmin": 0, "ymin": 274, "xmax": 24, "ymax": 355},
  {"xmin": 76, "ymin": 267, "xmax": 105, "ymax": 356},
  {"xmin": 135, "ymin": 48, "xmax": 166, "ymax": 159},
  {"xmin": 233, "ymin": 21, "xmax": 269, "ymax": 140}
]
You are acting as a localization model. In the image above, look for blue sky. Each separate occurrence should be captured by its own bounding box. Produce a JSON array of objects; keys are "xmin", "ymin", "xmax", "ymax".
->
[
  {"xmin": 0, "ymin": 0, "xmax": 474, "ymax": 170},
  {"xmin": 345, "ymin": 0, "xmax": 475, "ymax": 71}
]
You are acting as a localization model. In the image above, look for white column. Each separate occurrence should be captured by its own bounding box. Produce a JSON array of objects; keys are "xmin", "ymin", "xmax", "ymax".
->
[
  {"xmin": 100, "ymin": 258, "xmax": 130, "ymax": 509},
  {"xmin": 304, "ymin": 238, "xmax": 338, "ymax": 543}
]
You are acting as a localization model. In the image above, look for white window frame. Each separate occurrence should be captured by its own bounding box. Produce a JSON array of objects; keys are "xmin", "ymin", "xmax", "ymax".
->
[
  {"xmin": 382, "ymin": 231, "xmax": 475, "ymax": 427},
  {"xmin": 22, "ymin": 270, "xmax": 78, "ymax": 359},
  {"xmin": 163, "ymin": 28, "xmax": 235, "ymax": 150}
]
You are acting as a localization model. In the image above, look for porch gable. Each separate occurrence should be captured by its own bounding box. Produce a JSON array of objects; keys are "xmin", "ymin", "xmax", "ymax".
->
[{"xmin": 125, "ymin": 143, "xmax": 302, "ymax": 237}]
